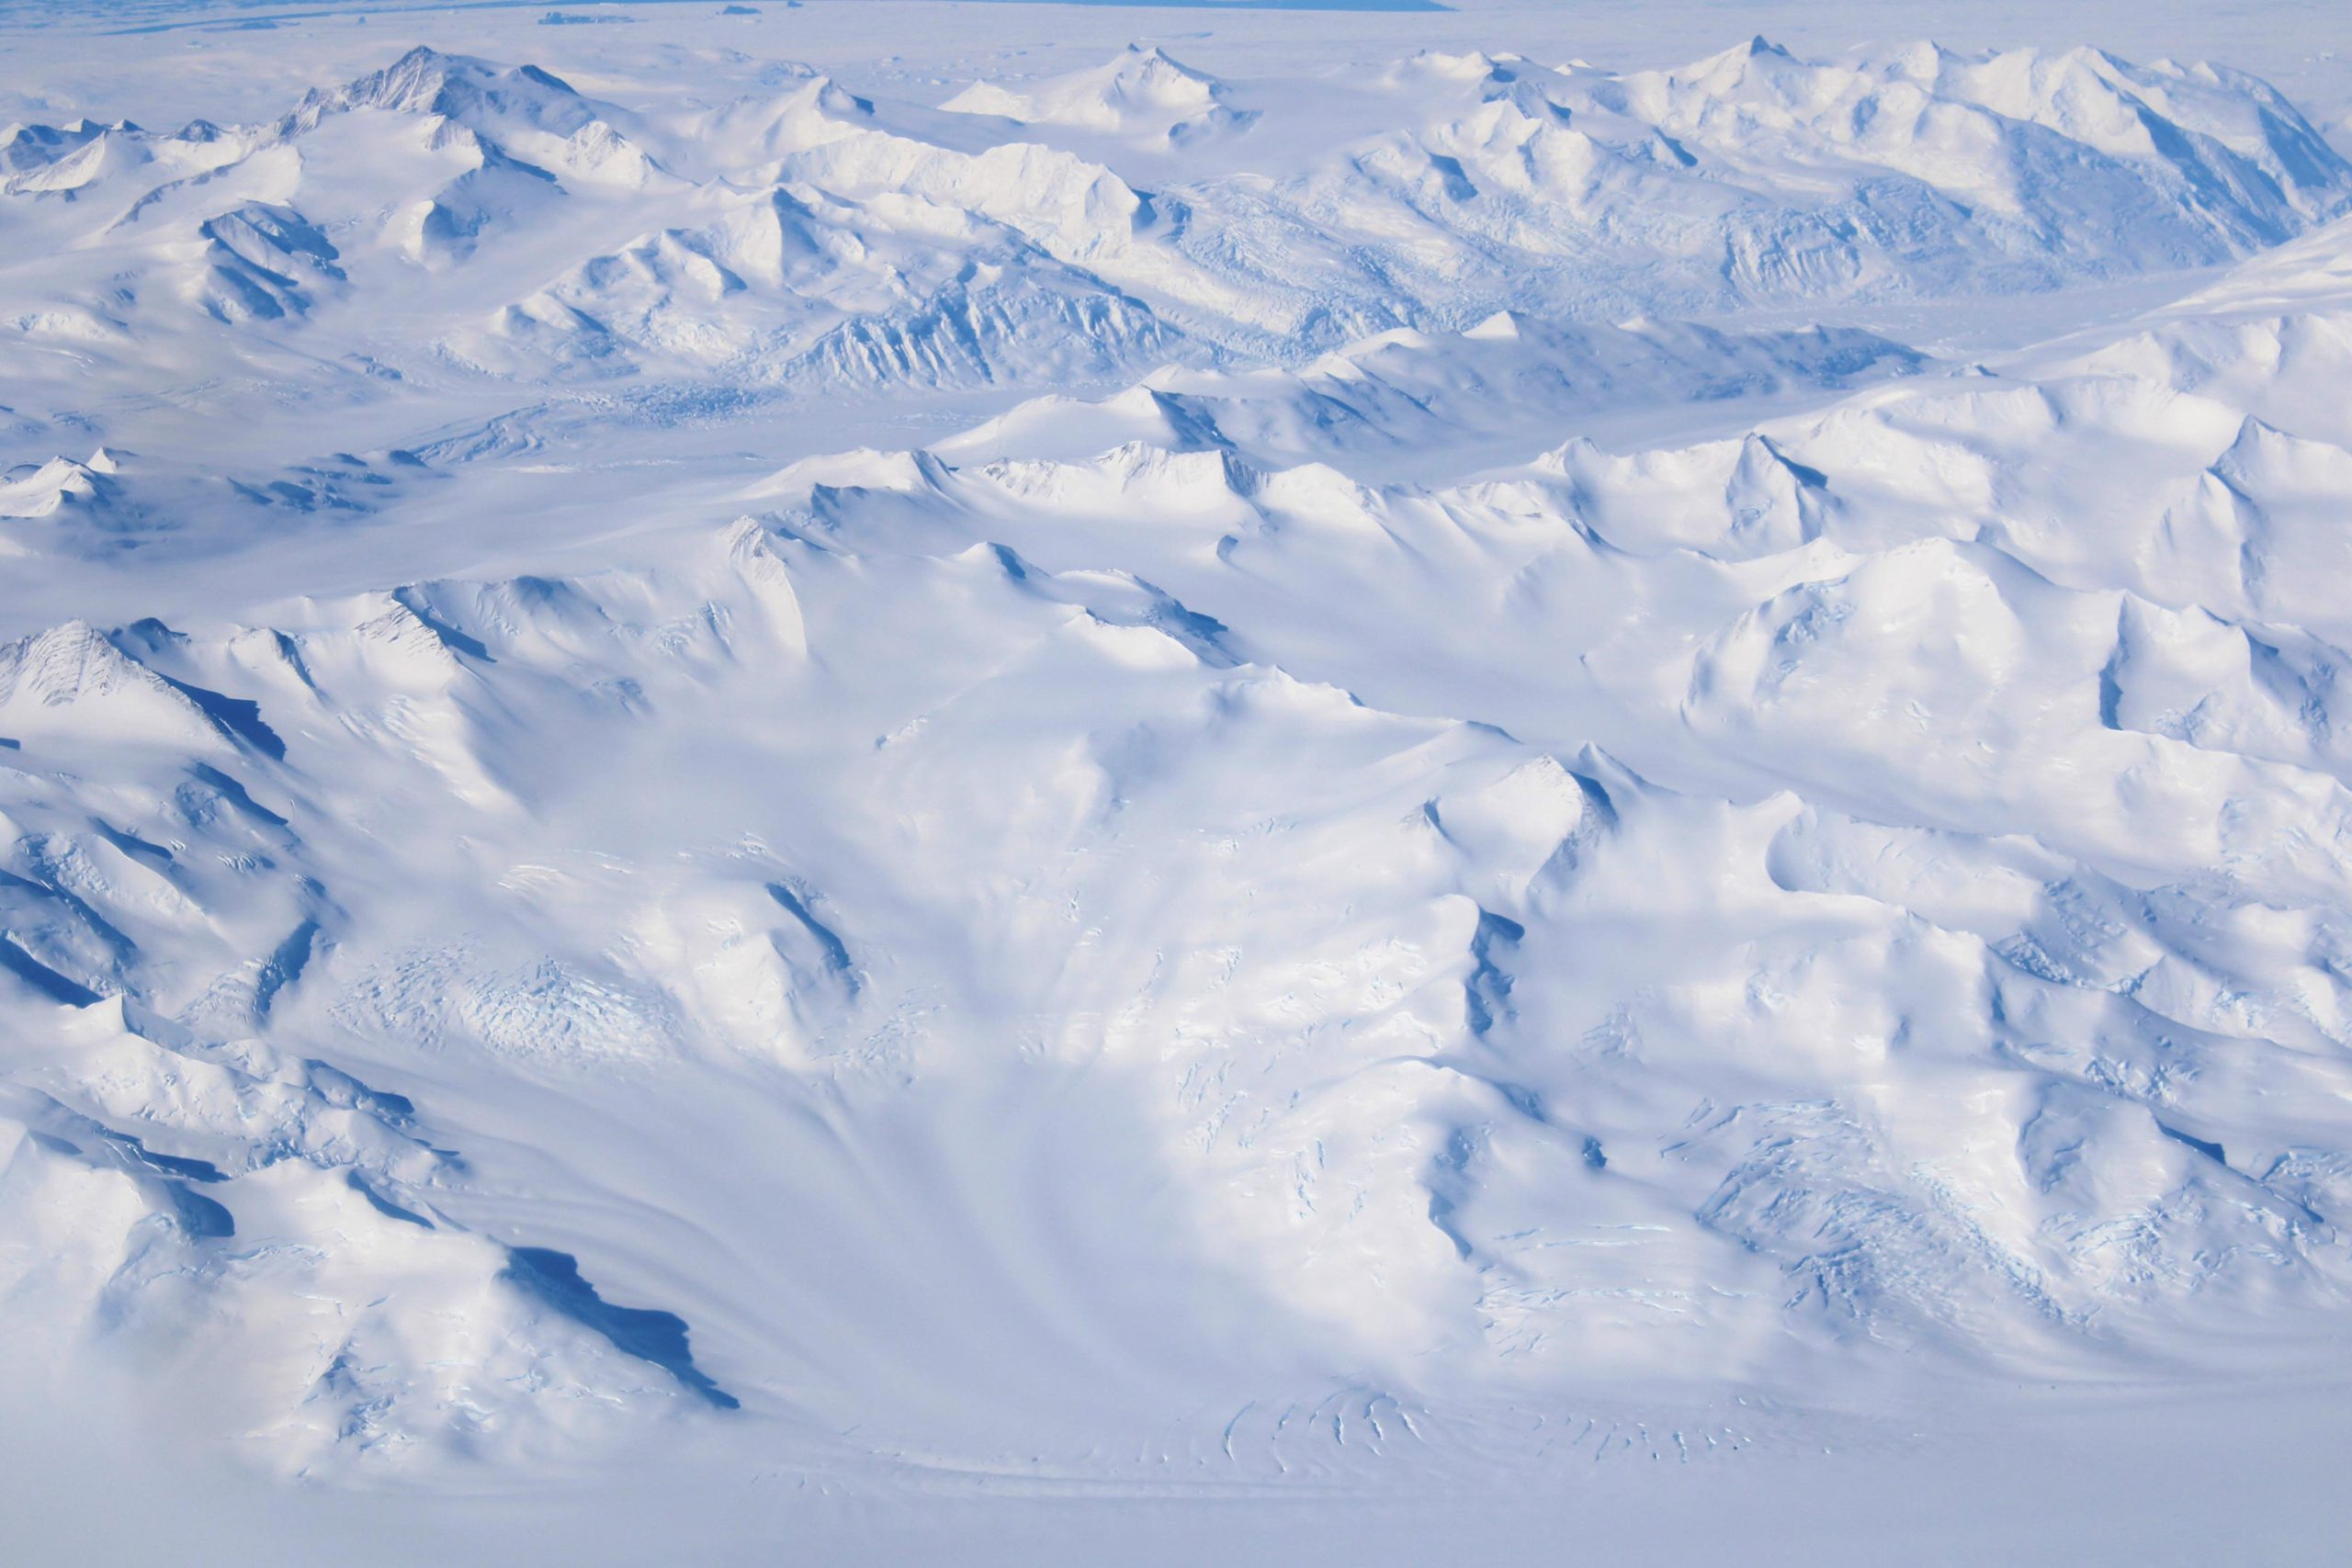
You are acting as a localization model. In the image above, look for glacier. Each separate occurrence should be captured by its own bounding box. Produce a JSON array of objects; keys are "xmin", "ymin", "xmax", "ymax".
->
[{"xmin": 2, "ymin": 0, "xmax": 2350, "ymax": 1561}]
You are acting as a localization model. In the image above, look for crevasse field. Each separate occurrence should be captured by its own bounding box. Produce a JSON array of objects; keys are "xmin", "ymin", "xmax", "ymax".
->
[{"xmin": 3, "ymin": 0, "xmax": 2350, "ymax": 1560}]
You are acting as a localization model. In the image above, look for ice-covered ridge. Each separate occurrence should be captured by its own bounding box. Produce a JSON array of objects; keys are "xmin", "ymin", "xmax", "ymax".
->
[
  {"xmin": 4, "ymin": 38, "xmax": 2346, "ymax": 402},
  {"xmin": 1260, "ymin": 38, "xmax": 2352, "ymax": 327},
  {"xmin": 1616, "ymin": 39, "xmax": 2348, "ymax": 242},
  {"xmin": 932, "ymin": 313, "xmax": 1923, "ymax": 474}
]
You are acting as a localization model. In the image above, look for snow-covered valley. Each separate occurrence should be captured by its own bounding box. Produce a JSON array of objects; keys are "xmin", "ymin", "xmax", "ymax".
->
[{"xmin": 3, "ymin": 1, "xmax": 2351, "ymax": 1560}]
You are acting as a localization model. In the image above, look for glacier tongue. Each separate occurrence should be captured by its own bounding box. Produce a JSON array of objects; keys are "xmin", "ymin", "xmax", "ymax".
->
[{"xmin": 2, "ymin": 6, "xmax": 2351, "ymax": 1561}]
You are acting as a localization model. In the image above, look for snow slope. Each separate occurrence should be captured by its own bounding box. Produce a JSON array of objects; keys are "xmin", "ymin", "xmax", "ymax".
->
[{"xmin": 2, "ymin": 5, "xmax": 2350, "ymax": 1562}]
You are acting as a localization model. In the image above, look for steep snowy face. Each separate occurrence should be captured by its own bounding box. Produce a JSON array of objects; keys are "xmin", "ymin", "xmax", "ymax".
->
[{"xmin": 3, "ymin": 16, "xmax": 2352, "ymax": 1528}]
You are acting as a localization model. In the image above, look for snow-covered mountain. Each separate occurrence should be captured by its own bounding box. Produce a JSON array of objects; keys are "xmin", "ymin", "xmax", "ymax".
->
[
  {"xmin": 3, "ymin": 7, "xmax": 2350, "ymax": 1562},
  {"xmin": 5, "ymin": 37, "xmax": 2346, "ymax": 406},
  {"xmin": 943, "ymin": 44, "xmax": 1259, "ymax": 146}
]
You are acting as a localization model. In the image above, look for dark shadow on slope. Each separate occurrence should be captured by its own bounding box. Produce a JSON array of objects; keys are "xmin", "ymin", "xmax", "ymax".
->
[
  {"xmin": 300, "ymin": 1058, "xmax": 415, "ymax": 1122},
  {"xmin": 1464, "ymin": 908, "xmax": 1521, "ymax": 1036},
  {"xmin": 27, "ymin": 1125, "xmax": 236, "ymax": 1238},
  {"xmin": 0, "ymin": 938, "xmax": 103, "ymax": 1006},
  {"xmin": 116, "ymin": 1136, "xmax": 228, "ymax": 1185},
  {"xmin": 763, "ymin": 881, "xmax": 856, "ymax": 990},
  {"xmin": 501, "ymin": 1247, "xmax": 740, "ymax": 1410},
  {"xmin": 164, "ymin": 1182, "xmax": 237, "ymax": 1239},
  {"xmin": 186, "ymin": 763, "xmax": 289, "ymax": 828},
  {"xmin": 1426, "ymin": 1128, "xmax": 1478, "ymax": 1262},
  {"xmin": 390, "ymin": 587, "xmax": 495, "ymax": 662},
  {"xmin": 347, "ymin": 1169, "xmax": 435, "ymax": 1228},
  {"xmin": 2157, "ymin": 1122, "xmax": 2229, "ymax": 1168},
  {"xmin": 253, "ymin": 919, "xmax": 320, "ymax": 1017},
  {"xmin": 158, "ymin": 673, "xmax": 287, "ymax": 760}
]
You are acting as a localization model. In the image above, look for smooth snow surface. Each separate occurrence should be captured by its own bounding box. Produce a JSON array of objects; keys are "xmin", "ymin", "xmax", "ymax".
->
[{"xmin": 3, "ymin": 1, "xmax": 2351, "ymax": 1562}]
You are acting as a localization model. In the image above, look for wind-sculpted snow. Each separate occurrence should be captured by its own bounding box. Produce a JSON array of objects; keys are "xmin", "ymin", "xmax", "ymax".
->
[{"xmin": 2, "ymin": 13, "xmax": 2351, "ymax": 1558}]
